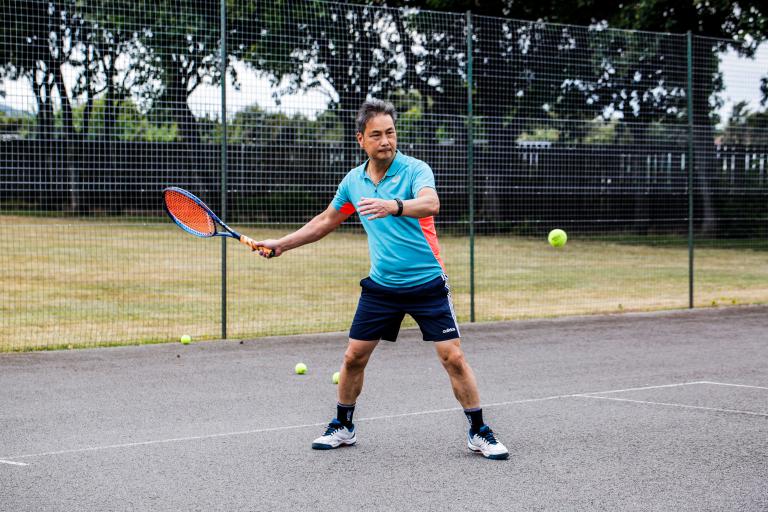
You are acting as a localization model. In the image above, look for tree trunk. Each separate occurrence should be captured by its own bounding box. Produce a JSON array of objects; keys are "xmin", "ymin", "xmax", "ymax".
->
[
  {"xmin": 337, "ymin": 89, "xmax": 367, "ymax": 170},
  {"xmin": 166, "ymin": 75, "xmax": 200, "ymax": 144},
  {"xmin": 81, "ymin": 45, "xmax": 93, "ymax": 140},
  {"xmin": 691, "ymin": 50, "xmax": 717, "ymax": 236},
  {"xmin": 34, "ymin": 68, "xmax": 55, "ymax": 140},
  {"xmin": 54, "ymin": 61, "xmax": 81, "ymax": 213},
  {"xmin": 102, "ymin": 51, "xmax": 118, "ymax": 141},
  {"xmin": 53, "ymin": 64, "xmax": 75, "ymax": 139}
]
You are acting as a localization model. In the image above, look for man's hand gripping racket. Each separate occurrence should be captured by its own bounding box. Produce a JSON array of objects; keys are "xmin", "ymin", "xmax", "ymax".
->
[{"xmin": 162, "ymin": 187, "xmax": 274, "ymax": 258}]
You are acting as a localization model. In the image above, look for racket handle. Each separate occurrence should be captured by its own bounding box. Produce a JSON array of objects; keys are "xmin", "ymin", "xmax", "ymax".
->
[{"xmin": 239, "ymin": 235, "xmax": 274, "ymax": 258}]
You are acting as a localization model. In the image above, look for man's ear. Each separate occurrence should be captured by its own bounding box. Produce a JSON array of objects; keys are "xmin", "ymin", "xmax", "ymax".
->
[{"xmin": 356, "ymin": 131, "xmax": 364, "ymax": 148}]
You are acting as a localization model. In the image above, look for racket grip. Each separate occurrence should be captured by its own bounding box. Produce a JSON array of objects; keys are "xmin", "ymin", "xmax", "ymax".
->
[{"xmin": 239, "ymin": 235, "xmax": 274, "ymax": 258}]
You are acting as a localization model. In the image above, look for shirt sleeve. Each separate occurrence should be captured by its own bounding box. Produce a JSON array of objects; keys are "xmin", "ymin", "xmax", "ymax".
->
[
  {"xmin": 331, "ymin": 175, "xmax": 355, "ymax": 214},
  {"xmin": 411, "ymin": 162, "xmax": 436, "ymax": 197}
]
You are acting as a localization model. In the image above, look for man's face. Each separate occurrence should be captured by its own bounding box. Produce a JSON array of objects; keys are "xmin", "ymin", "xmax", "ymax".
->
[{"xmin": 357, "ymin": 114, "xmax": 397, "ymax": 162}]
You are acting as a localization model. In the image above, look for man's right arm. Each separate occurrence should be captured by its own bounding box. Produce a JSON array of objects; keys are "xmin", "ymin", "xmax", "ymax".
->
[{"xmin": 246, "ymin": 204, "xmax": 351, "ymax": 258}]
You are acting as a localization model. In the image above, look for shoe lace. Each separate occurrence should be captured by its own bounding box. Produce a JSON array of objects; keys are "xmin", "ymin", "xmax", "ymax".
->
[
  {"xmin": 323, "ymin": 422, "xmax": 342, "ymax": 436},
  {"xmin": 478, "ymin": 428, "xmax": 498, "ymax": 445}
]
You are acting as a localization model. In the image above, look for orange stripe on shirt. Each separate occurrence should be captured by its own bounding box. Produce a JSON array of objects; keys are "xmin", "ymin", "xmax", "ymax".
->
[
  {"xmin": 418, "ymin": 216, "xmax": 445, "ymax": 271},
  {"xmin": 339, "ymin": 202, "xmax": 356, "ymax": 215}
]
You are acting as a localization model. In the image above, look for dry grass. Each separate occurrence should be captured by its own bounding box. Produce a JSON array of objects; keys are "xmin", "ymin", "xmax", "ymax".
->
[{"xmin": 1, "ymin": 215, "xmax": 766, "ymax": 351}]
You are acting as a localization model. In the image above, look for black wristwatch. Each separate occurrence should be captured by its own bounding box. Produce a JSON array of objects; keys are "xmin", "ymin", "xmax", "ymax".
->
[{"xmin": 393, "ymin": 198, "xmax": 404, "ymax": 217}]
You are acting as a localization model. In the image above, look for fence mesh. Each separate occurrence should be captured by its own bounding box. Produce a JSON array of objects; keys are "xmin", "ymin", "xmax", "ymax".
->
[
  {"xmin": 691, "ymin": 35, "xmax": 768, "ymax": 309},
  {"xmin": 0, "ymin": 0, "xmax": 766, "ymax": 350}
]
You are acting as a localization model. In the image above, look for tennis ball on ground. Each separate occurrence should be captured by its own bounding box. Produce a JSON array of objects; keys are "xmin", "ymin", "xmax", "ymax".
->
[
  {"xmin": 180, "ymin": 334, "xmax": 191, "ymax": 345},
  {"xmin": 332, "ymin": 371, "xmax": 340, "ymax": 384},
  {"xmin": 548, "ymin": 228, "xmax": 568, "ymax": 248},
  {"xmin": 295, "ymin": 362, "xmax": 307, "ymax": 375}
]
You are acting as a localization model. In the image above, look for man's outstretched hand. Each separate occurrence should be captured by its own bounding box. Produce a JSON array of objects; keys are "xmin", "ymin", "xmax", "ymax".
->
[
  {"xmin": 357, "ymin": 197, "xmax": 397, "ymax": 220},
  {"xmin": 242, "ymin": 237, "xmax": 281, "ymax": 258}
]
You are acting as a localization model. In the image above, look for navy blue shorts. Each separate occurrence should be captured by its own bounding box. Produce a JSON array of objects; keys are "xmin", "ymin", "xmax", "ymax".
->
[{"xmin": 349, "ymin": 275, "xmax": 461, "ymax": 342}]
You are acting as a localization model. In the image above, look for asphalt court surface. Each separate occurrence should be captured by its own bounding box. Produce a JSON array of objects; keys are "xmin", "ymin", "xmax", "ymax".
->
[{"xmin": 1, "ymin": 306, "xmax": 766, "ymax": 511}]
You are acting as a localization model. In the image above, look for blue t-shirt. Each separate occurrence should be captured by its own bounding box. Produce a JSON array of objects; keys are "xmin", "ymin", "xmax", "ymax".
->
[{"xmin": 331, "ymin": 151, "xmax": 445, "ymax": 287}]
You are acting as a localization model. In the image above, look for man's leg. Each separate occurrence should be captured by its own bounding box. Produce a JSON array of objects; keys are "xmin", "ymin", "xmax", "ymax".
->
[
  {"xmin": 433, "ymin": 338, "xmax": 480, "ymax": 408},
  {"xmin": 312, "ymin": 339, "xmax": 378, "ymax": 450},
  {"xmin": 338, "ymin": 339, "xmax": 379, "ymax": 405},
  {"xmin": 434, "ymin": 338, "xmax": 509, "ymax": 460}
]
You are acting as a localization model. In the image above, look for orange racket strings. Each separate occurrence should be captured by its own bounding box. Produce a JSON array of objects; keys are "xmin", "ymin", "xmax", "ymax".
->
[{"xmin": 165, "ymin": 190, "xmax": 216, "ymax": 236}]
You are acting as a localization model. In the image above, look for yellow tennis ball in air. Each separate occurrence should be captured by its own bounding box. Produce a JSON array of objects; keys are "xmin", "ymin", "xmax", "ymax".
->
[
  {"xmin": 548, "ymin": 229, "xmax": 567, "ymax": 248},
  {"xmin": 180, "ymin": 334, "xmax": 191, "ymax": 345},
  {"xmin": 295, "ymin": 362, "xmax": 307, "ymax": 375},
  {"xmin": 332, "ymin": 371, "xmax": 340, "ymax": 384}
]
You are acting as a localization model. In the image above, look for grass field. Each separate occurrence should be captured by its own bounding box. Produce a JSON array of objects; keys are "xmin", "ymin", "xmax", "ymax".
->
[{"xmin": 1, "ymin": 215, "xmax": 767, "ymax": 351}]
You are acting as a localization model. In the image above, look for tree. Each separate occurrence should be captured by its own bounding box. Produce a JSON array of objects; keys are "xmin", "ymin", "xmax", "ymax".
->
[
  {"xmin": 386, "ymin": 0, "xmax": 767, "ymax": 233},
  {"xmin": 234, "ymin": 1, "xmax": 470, "ymax": 167},
  {"xmin": 242, "ymin": 2, "xmax": 411, "ymax": 166},
  {"xmin": 0, "ymin": 1, "xmax": 84, "ymax": 138},
  {"xmin": 142, "ymin": 0, "xmax": 241, "ymax": 144},
  {"xmin": 72, "ymin": 1, "xmax": 155, "ymax": 141},
  {"xmin": 721, "ymin": 101, "xmax": 768, "ymax": 146}
]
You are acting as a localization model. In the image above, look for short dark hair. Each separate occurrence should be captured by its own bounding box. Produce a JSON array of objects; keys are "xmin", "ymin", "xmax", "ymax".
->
[{"xmin": 356, "ymin": 99, "xmax": 397, "ymax": 135}]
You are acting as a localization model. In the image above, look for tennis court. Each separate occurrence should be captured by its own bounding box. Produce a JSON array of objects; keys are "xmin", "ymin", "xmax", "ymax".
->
[
  {"xmin": 2, "ymin": 1, "xmax": 767, "ymax": 510},
  {"xmin": 2, "ymin": 306, "xmax": 765, "ymax": 511}
]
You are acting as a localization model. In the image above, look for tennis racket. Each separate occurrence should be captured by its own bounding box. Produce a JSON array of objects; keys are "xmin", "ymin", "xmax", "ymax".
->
[{"xmin": 162, "ymin": 187, "xmax": 273, "ymax": 257}]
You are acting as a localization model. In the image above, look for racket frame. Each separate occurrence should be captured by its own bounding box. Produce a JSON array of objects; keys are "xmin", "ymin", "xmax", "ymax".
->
[
  {"xmin": 162, "ymin": 186, "xmax": 272, "ymax": 256},
  {"xmin": 163, "ymin": 186, "xmax": 241, "ymax": 239}
]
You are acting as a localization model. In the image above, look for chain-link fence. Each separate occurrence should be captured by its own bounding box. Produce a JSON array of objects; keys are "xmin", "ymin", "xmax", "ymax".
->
[{"xmin": 1, "ymin": 0, "xmax": 766, "ymax": 350}]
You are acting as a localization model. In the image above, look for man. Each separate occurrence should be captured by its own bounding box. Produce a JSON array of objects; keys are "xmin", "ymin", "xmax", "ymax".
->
[{"xmin": 248, "ymin": 99, "xmax": 508, "ymax": 460}]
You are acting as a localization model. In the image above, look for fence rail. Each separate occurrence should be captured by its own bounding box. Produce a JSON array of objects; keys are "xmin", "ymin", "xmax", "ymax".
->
[{"xmin": 1, "ymin": 0, "xmax": 766, "ymax": 350}]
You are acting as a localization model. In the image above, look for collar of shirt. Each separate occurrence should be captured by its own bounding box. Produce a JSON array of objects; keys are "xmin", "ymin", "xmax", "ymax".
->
[{"xmin": 359, "ymin": 150, "xmax": 404, "ymax": 183}]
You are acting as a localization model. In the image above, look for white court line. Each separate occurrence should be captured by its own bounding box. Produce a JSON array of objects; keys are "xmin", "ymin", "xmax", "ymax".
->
[
  {"xmin": 0, "ymin": 459, "xmax": 29, "ymax": 466},
  {"xmin": 697, "ymin": 381, "xmax": 768, "ymax": 391},
  {"xmin": 0, "ymin": 420, "xmax": 330, "ymax": 462},
  {"xmin": 577, "ymin": 395, "xmax": 768, "ymax": 418},
  {"xmin": 361, "ymin": 391, "xmax": 589, "ymax": 422},
  {"xmin": 1, "ymin": 392, "xmax": 582, "ymax": 463},
  {"xmin": 0, "ymin": 388, "xmax": 632, "ymax": 463},
  {"xmin": 479, "ymin": 381, "xmax": 708, "ymax": 409},
  {"xmin": 563, "ymin": 381, "xmax": 708, "ymax": 397},
  {"xmin": 0, "ymin": 380, "xmax": 745, "ymax": 464}
]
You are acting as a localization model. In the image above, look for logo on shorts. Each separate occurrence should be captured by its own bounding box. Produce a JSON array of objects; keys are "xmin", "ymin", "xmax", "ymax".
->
[{"xmin": 442, "ymin": 327, "xmax": 456, "ymax": 334}]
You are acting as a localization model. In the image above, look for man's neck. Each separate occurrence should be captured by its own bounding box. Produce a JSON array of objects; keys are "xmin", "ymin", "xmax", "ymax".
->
[{"xmin": 367, "ymin": 154, "xmax": 396, "ymax": 183}]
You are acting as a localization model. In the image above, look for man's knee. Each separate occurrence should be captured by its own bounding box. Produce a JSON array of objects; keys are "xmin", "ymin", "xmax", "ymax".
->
[
  {"xmin": 343, "ymin": 345, "xmax": 372, "ymax": 371},
  {"xmin": 438, "ymin": 347, "xmax": 467, "ymax": 375}
]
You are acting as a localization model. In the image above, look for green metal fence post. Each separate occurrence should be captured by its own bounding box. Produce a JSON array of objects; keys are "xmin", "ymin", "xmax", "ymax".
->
[
  {"xmin": 466, "ymin": 11, "xmax": 475, "ymax": 323},
  {"xmin": 686, "ymin": 31, "xmax": 694, "ymax": 309},
  {"xmin": 220, "ymin": 0, "xmax": 229, "ymax": 338}
]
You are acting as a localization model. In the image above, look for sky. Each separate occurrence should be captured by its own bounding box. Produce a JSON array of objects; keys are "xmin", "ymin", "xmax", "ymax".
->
[
  {"xmin": 717, "ymin": 43, "xmax": 768, "ymax": 123},
  {"xmin": 2, "ymin": 43, "xmax": 766, "ymax": 128}
]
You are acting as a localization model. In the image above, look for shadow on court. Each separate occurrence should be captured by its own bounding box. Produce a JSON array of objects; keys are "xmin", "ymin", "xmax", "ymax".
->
[{"xmin": 1, "ymin": 306, "xmax": 766, "ymax": 511}]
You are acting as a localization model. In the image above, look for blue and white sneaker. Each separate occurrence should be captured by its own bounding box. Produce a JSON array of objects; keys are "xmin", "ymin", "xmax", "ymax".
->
[
  {"xmin": 311, "ymin": 420, "xmax": 356, "ymax": 450},
  {"xmin": 468, "ymin": 425, "xmax": 509, "ymax": 460}
]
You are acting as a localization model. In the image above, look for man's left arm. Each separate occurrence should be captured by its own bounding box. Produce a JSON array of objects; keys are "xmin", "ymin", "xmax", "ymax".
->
[{"xmin": 356, "ymin": 188, "xmax": 439, "ymax": 220}]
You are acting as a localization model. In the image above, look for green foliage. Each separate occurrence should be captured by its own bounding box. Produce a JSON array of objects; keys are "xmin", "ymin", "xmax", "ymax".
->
[
  {"xmin": 211, "ymin": 105, "xmax": 349, "ymax": 145},
  {"xmin": 517, "ymin": 127, "xmax": 559, "ymax": 143},
  {"xmin": 114, "ymin": 103, "xmax": 178, "ymax": 142},
  {"xmin": 2, "ymin": 0, "xmax": 766, "ymax": 145},
  {"xmin": 721, "ymin": 102, "xmax": 768, "ymax": 146},
  {"xmin": 0, "ymin": 112, "xmax": 34, "ymax": 138},
  {"xmin": 583, "ymin": 119, "xmax": 617, "ymax": 144},
  {"xmin": 64, "ymin": 99, "xmax": 178, "ymax": 141},
  {"xmin": 389, "ymin": 0, "xmax": 767, "ymax": 133},
  {"xmin": 388, "ymin": 89, "xmax": 425, "ymax": 143}
]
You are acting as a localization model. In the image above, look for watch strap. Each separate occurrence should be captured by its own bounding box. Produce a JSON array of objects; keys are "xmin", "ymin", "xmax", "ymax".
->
[{"xmin": 393, "ymin": 198, "xmax": 404, "ymax": 217}]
